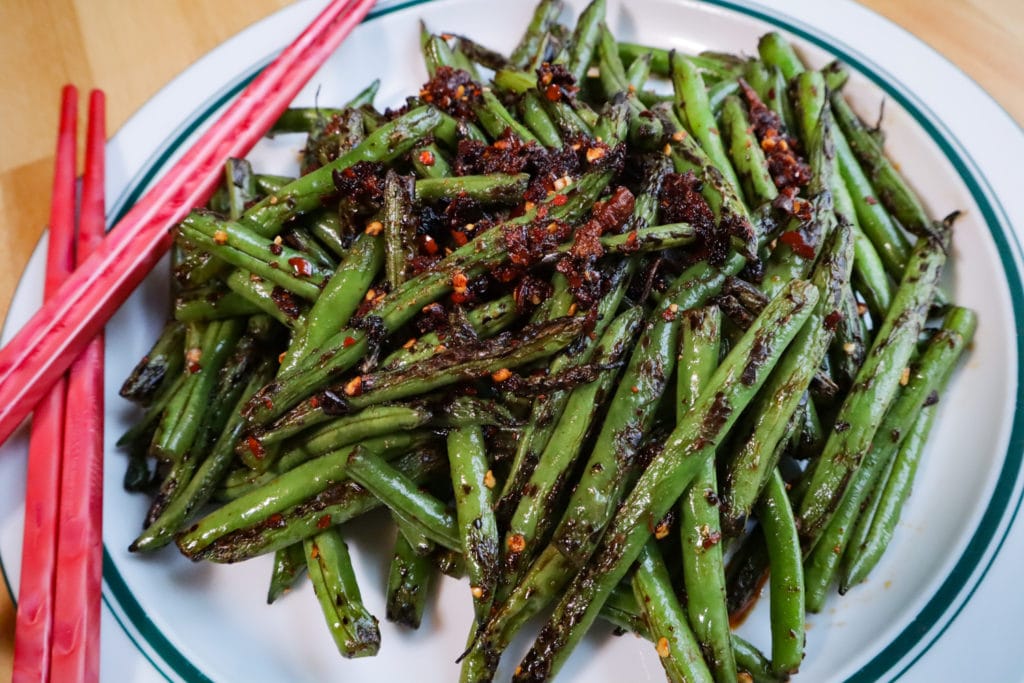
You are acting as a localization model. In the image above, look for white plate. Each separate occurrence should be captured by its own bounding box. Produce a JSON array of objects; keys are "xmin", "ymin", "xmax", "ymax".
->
[{"xmin": 2, "ymin": 0, "xmax": 1022, "ymax": 681}]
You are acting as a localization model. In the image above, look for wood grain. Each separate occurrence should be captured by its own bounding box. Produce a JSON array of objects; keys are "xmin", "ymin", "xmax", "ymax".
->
[{"xmin": 0, "ymin": 1, "xmax": 1020, "ymax": 680}]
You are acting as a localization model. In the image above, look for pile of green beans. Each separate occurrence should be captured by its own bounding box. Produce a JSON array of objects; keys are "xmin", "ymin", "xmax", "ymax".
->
[{"xmin": 117, "ymin": 0, "xmax": 976, "ymax": 679}]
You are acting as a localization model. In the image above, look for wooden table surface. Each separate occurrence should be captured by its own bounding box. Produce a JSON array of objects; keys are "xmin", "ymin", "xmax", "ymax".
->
[{"xmin": 0, "ymin": 0, "xmax": 1020, "ymax": 679}]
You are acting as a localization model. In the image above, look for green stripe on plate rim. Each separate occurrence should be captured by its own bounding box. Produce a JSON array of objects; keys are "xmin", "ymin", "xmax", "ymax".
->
[{"xmin": 2, "ymin": 0, "xmax": 1019, "ymax": 681}]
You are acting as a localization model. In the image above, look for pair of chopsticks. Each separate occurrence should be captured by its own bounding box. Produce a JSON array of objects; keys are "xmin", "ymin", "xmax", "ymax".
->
[
  {"xmin": 12, "ymin": 87, "xmax": 106, "ymax": 683},
  {"xmin": 7, "ymin": 0, "xmax": 378, "ymax": 679},
  {"xmin": 0, "ymin": 0, "xmax": 376, "ymax": 448}
]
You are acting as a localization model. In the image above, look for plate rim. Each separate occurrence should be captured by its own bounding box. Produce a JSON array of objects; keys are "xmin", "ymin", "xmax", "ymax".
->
[{"xmin": 2, "ymin": 0, "xmax": 1021, "ymax": 681}]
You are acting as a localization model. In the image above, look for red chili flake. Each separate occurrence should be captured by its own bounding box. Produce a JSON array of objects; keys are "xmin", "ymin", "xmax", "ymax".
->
[
  {"xmin": 451, "ymin": 290, "xmax": 469, "ymax": 304},
  {"xmin": 309, "ymin": 396, "xmax": 319, "ymax": 409},
  {"xmin": 701, "ymin": 529, "xmax": 723, "ymax": 549},
  {"xmin": 262, "ymin": 397, "xmax": 274, "ymax": 410},
  {"xmin": 544, "ymin": 83, "xmax": 562, "ymax": 101},
  {"xmin": 317, "ymin": 514, "xmax": 332, "ymax": 530},
  {"xmin": 268, "ymin": 513, "xmax": 283, "ymax": 526},
  {"xmin": 779, "ymin": 230, "xmax": 816, "ymax": 259},
  {"xmin": 288, "ymin": 257, "xmax": 312, "ymax": 276},
  {"xmin": 865, "ymin": 195, "xmax": 878, "ymax": 205},
  {"xmin": 451, "ymin": 230, "xmax": 469, "ymax": 247},
  {"xmin": 246, "ymin": 435, "xmax": 265, "ymax": 459},
  {"xmin": 342, "ymin": 336, "xmax": 357, "ymax": 348},
  {"xmin": 420, "ymin": 234, "xmax": 439, "ymax": 255},
  {"xmin": 536, "ymin": 205, "xmax": 549, "ymax": 219},
  {"xmin": 418, "ymin": 149, "xmax": 436, "ymax": 166},
  {"xmin": 551, "ymin": 193, "xmax": 568, "ymax": 206},
  {"xmin": 824, "ymin": 309, "xmax": 844, "ymax": 331}
]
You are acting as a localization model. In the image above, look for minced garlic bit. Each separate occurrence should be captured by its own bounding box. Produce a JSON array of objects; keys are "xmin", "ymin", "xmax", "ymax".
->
[
  {"xmin": 269, "ymin": 195, "xmax": 279, "ymax": 205},
  {"xmin": 899, "ymin": 367, "xmax": 911, "ymax": 386},
  {"xmin": 671, "ymin": 130, "xmax": 687, "ymax": 142},
  {"xmin": 403, "ymin": 338, "xmax": 417, "ymax": 349},
  {"xmin": 213, "ymin": 229, "xmax": 229, "ymax": 245},
  {"xmin": 491, "ymin": 368, "xmax": 512, "ymax": 383},
  {"xmin": 507, "ymin": 534, "xmax": 526, "ymax": 553},
  {"xmin": 663, "ymin": 143, "xmax": 672, "ymax": 156},
  {"xmin": 278, "ymin": 351, "xmax": 287, "ymax": 364},
  {"xmin": 434, "ymin": 344, "xmax": 447, "ymax": 353},
  {"xmin": 452, "ymin": 270, "xmax": 469, "ymax": 294},
  {"xmin": 843, "ymin": 342, "xmax": 857, "ymax": 355},
  {"xmin": 656, "ymin": 637, "xmax": 670, "ymax": 658},
  {"xmin": 364, "ymin": 288, "xmax": 376, "ymax": 301},
  {"xmin": 523, "ymin": 201, "xmax": 536, "ymax": 212},
  {"xmin": 654, "ymin": 521, "xmax": 670, "ymax": 540},
  {"xmin": 567, "ymin": 303, "xmax": 578, "ymax": 316},
  {"xmin": 585, "ymin": 146, "xmax": 606, "ymax": 163},
  {"xmin": 471, "ymin": 585, "xmax": 484, "ymax": 599},
  {"xmin": 553, "ymin": 175, "xmax": 572, "ymax": 192},
  {"xmin": 273, "ymin": 235, "xmax": 283, "ymax": 245},
  {"xmin": 365, "ymin": 220, "xmax": 383, "ymax": 236},
  {"xmin": 343, "ymin": 375, "xmax": 363, "ymax": 397},
  {"xmin": 484, "ymin": 469, "xmax": 496, "ymax": 489},
  {"xmin": 185, "ymin": 347, "xmax": 203, "ymax": 372}
]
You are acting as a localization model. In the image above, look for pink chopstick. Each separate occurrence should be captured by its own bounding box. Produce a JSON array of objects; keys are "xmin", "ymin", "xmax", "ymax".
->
[
  {"xmin": 50, "ymin": 89, "xmax": 107, "ymax": 683},
  {"xmin": 0, "ymin": 0, "xmax": 376, "ymax": 447},
  {"xmin": 12, "ymin": 85, "xmax": 78, "ymax": 683}
]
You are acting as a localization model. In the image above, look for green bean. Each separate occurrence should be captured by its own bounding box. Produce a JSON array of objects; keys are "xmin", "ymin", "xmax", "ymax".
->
[
  {"xmin": 797, "ymin": 217, "xmax": 952, "ymax": 542},
  {"xmin": 151, "ymin": 319, "xmax": 245, "ymax": 464},
  {"xmin": 624, "ymin": 51, "xmax": 652, "ymax": 92},
  {"xmin": 257, "ymin": 314, "xmax": 584, "ymax": 446},
  {"xmin": 304, "ymin": 528, "xmax": 380, "ymax": 657},
  {"xmin": 831, "ymin": 166, "xmax": 895, "ymax": 316},
  {"xmin": 179, "ymin": 213, "xmax": 331, "ymax": 300},
  {"xmin": 732, "ymin": 634, "xmax": 782, "ymax": 683},
  {"xmin": 224, "ymin": 269, "xmax": 308, "ymax": 330},
  {"xmin": 757, "ymin": 469, "xmax": 805, "ymax": 676},
  {"xmin": 840, "ymin": 402, "xmax": 936, "ymax": 589},
  {"xmin": 181, "ymin": 448, "xmax": 447, "ymax": 563},
  {"xmin": 617, "ymin": 42, "xmax": 738, "ymax": 81},
  {"xmin": 242, "ymin": 106, "xmax": 442, "ymax": 237},
  {"xmin": 659, "ymin": 105, "xmax": 755, "ymax": 257},
  {"xmin": 633, "ymin": 542, "xmax": 715, "ymax": 683},
  {"xmin": 383, "ymin": 171, "xmax": 415, "ymax": 291},
  {"xmin": 671, "ymin": 52, "xmax": 744, "ymax": 197},
  {"xmin": 475, "ymin": 90, "xmax": 539, "ymax": 144},
  {"xmin": 757, "ymin": 32, "xmax": 804, "ymax": 81},
  {"xmin": 831, "ymin": 93, "xmax": 932, "ymax": 236},
  {"xmin": 412, "ymin": 142, "xmax": 452, "ymax": 178},
  {"xmin": 802, "ymin": 306, "xmax": 975, "ymax": 603},
  {"xmin": 379, "ymin": 295, "xmax": 518, "ymax": 372},
  {"xmin": 566, "ymin": 0, "xmax": 606, "ymax": 83},
  {"xmin": 267, "ymin": 542, "xmax": 307, "ymax": 604},
  {"xmin": 282, "ymin": 231, "xmax": 383, "ymax": 373},
  {"xmin": 721, "ymin": 94, "xmax": 778, "ymax": 209},
  {"xmin": 509, "ymin": 0, "xmax": 564, "ymax": 69},
  {"xmin": 447, "ymin": 424, "xmax": 499, "ymax": 622},
  {"xmin": 675, "ymin": 305, "xmax": 735, "ymax": 683},
  {"xmin": 518, "ymin": 91, "xmax": 563, "ymax": 148},
  {"xmin": 173, "ymin": 284, "xmax": 263, "ymax": 323},
  {"xmin": 415, "ymin": 173, "xmax": 530, "ymax": 204},
  {"xmin": 131, "ymin": 361, "xmax": 275, "ymax": 552},
  {"xmin": 831, "ymin": 130, "xmax": 914, "ymax": 282},
  {"xmin": 120, "ymin": 320, "xmax": 185, "ymax": 404},
  {"xmin": 512, "ymin": 279, "xmax": 818, "ymax": 681},
  {"xmin": 721, "ymin": 224, "xmax": 854, "ymax": 535},
  {"xmin": 345, "ymin": 445, "xmax": 460, "ymax": 550},
  {"xmin": 500, "ymin": 307, "xmax": 642, "ymax": 590},
  {"xmin": 386, "ymin": 531, "xmax": 434, "ymax": 628},
  {"xmin": 305, "ymin": 211, "xmax": 347, "ymax": 258}
]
